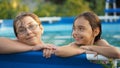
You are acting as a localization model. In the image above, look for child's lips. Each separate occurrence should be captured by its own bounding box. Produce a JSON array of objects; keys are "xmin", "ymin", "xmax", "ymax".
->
[
  {"xmin": 26, "ymin": 36, "xmax": 35, "ymax": 40},
  {"xmin": 74, "ymin": 37, "xmax": 80, "ymax": 41},
  {"xmin": 74, "ymin": 37, "xmax": 83, "ymax": 41}
]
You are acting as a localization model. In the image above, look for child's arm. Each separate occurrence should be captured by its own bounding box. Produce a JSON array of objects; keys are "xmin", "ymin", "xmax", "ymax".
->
[
  {"xmin": 55, "ymin": 44, "xmax": 86, "ymax": 57},
  {"xmin": 0, "ymin": 37, "xmax": 33, "ymax": 54},
  {"xmin": 95, "ymin": 39, "xmax": 110, "ymax": 46},
  {"xmin": 81, "ymin": 46, "xmax": 120, "ymax": 58},
  {"xmin": 80, "ymin": 39, "xmax": 120, "ymax": 59}
]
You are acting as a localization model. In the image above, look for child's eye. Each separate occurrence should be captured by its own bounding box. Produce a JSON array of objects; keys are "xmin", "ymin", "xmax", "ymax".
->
[
  {"xmin": 18, "ymin": 28, "xmax": 26, "ymax": 33},
  {"xmin": 29, "ymin": 25, "xmax": 35, "ymax": 29},
  {"xmin": 28, "ymin": 25, "xmax": 37, "ymax": 30},
  {"xmin": 79, "ymin": 27, "xmax": 84, "ymax": 31}
]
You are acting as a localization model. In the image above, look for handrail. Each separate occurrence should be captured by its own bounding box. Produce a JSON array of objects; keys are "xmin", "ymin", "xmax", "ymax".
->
[
  {"xmin": 105, "ymin": 8, "xmax": 120, "ymax": 13},
  {"xmin": 99, "ymin": 16, "xmax": 120, "ymax": 22}
]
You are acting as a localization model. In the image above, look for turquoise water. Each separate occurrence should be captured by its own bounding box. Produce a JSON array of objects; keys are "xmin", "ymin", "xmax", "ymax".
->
[
  {"xmin": 0, "ymin": 23, "xmax": 120, "ymax": 47},
  {"xmin": 43, "ymin": 23, "xmax": 120, "ymax": 47}
]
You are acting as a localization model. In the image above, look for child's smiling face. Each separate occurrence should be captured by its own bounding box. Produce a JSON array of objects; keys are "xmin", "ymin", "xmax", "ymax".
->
[
  {"xmin": 16, "ymin": 16, "xmax": 43, "ymax": 45},
  {"xmin": 72, "ymin": 16, "xmax": 96, "ymax": 45}
]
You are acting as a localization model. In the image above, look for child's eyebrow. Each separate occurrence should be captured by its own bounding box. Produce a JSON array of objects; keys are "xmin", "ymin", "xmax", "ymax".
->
[
  {"xmin": 26, "ymin": 21, "xmax": 34, "ymax": 25},
  {"xmin": 73, "ymin": 25, "xmax": 85, "ymax": 28},
  {"xmin": 18, "ymin": 26, "xmax": 25, "ymax": 30},
  {"xmin": 19, "ymin": 21, "xmax": 34, "ymax": 27},
  {"xmin": 78, "ymin": 25, "xmax": 85, "ymax": 28}
]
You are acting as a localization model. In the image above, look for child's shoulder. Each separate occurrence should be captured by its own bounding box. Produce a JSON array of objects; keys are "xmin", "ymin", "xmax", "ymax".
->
[{"xmin": 94, "ymin": 39, "xmax": 110, "ymax": 46}]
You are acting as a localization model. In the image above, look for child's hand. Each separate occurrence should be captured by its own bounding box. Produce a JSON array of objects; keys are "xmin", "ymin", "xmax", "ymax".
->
[
  {"xmin": 43, "ymin": 44, "xmax": 57, "ymax": 58},
  {"xmin": 80, "ymin": 46, "xmax": 98, "ymax": 57},
  {"xmin": 32, "ymin": 45, "xmax": 44, "ymax": 51},
  {"xmin": 80, "ymin": 46, "xmax": 90, "ymax": 50}
]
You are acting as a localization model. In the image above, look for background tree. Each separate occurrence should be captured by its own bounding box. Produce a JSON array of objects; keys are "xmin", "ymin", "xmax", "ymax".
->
[
  {"xmin": 0, "ymin": 0, "xmax": 112, "ymax": 19},
  {"xmin": 0, "ymin": 0, "xmax": 28, "ymax": 19}
]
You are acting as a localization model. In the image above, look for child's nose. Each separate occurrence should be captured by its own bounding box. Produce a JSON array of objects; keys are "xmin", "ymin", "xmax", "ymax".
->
[{"xmin": 26, "ymin": 28, "xmax": 32, "ymax": 35}]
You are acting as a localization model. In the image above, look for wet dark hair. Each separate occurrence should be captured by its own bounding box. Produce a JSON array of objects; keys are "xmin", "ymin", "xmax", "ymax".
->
[
  {"xmin": 73, "ymin": 11, "xmax": 101, "ymax": 42},
  {"xmin": 13, "ymin": 12, "xmax": 41, "ymax": 37}
]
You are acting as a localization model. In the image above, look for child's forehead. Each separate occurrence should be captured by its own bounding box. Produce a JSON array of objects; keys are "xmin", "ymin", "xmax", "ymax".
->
[
  {"xmin": 15, "ymin": 17, "xmax": 35, "ymax": 26},
  {"xmin": 15, "ymin": 20, "xmax": 26, "ymax": 28},
  {"xmin": 73, "ymin": 19, "xmax": 91, "ymax": 29},
  {"xmin": 75, "ymin": 17, "xmax": 89, "ymax": 24}
]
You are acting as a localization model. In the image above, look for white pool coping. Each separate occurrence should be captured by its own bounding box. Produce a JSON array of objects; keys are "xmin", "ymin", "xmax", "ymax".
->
[
  {"xmin": 0, "ymin": 20, "xmax": 3, "ymax": 24},
  {"xmin": 86, "ymin": 54, "xmax": 119, "ymax": 68},
  {"xmin": 86, "ymin": 54, "xmax": 108, "ymax": 60}
]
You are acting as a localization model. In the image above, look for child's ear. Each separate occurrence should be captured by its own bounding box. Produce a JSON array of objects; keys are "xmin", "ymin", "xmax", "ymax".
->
[{"xmin": 94, "ymin": 27, "xmax": 100, "ymax": 37}]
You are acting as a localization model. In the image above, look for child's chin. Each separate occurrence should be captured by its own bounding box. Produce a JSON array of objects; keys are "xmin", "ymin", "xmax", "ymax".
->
[
  {"xmin": 26, "ymin": 42, "xmax": 37, "ymax": 46},
  {"xmin": 75, "ymin": 41, "xmax": 83, "ymax": 45}
]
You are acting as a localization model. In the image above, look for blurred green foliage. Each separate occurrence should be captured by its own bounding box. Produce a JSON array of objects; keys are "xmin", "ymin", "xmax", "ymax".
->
[
  {"xmin": 34, "ymin": 0, "xmax": 90, "ymax": 17},
  {"xmin": 87, "ymin": 0, "xmax": 105, "ymax": 15},
  {"xmin": 0, "ymin": 0, "xmax": 29, "ymax": 19},
  {"xmin": 0, "ymin": 0, "xmax": 105, "ymax": 19}
]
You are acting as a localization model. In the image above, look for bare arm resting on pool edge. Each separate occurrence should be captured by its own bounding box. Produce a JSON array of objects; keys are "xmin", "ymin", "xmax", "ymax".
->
[
  {"xmin": 54, "ymin": 41, "xmax": 120, "ymax": 58},
  {"xmin": 80, "ymin": 39, "xmax": 120, "ymax": 58},
  {"xmin": 0, "ymin": 37, "xmax": 55, "ymax": 55},
  {"xmin": 80, "ymin": 45, "xmax": 120, "ymax": 59},
  {"xmin": 0, "ymin": 37, "xmax": 33, "ymax": 54},
  {"xmin": 54, "ymin": 45, "xmax": 86, "ymax": 57}
]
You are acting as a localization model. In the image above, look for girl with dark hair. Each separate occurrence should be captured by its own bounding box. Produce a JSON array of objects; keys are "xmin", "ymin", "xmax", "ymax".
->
[{"xmin": 54, "ymin": 11, "xmax": 120, "ymax": 59}]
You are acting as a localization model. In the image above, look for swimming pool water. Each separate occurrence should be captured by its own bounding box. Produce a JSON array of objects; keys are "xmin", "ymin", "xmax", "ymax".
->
[{"xmin": 0, "ymin": 22, "xmax": 120, "ymax": 47}]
